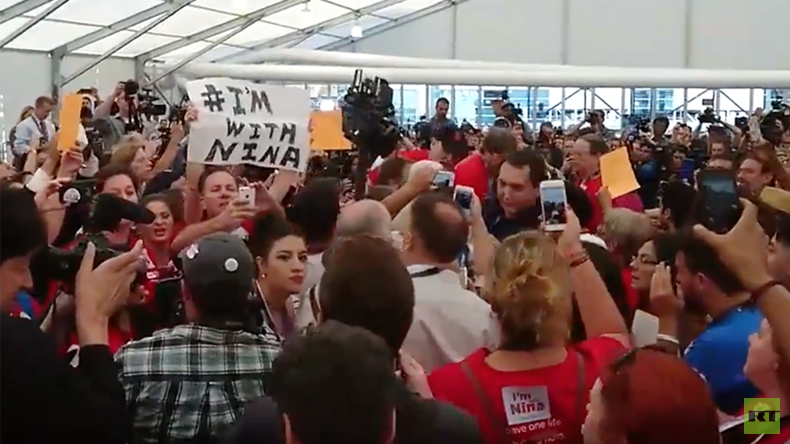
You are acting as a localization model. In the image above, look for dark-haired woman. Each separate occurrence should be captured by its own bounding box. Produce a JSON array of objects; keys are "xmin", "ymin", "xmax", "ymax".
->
[{"xmin": 247, "ymin": 214, "xmax": 308, "ymax": 339}]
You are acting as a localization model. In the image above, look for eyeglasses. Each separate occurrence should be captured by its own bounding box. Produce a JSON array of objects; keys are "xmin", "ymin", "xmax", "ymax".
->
[{"xmin": 634, "ymin": 255, "xmax": 659, "ymax": 266}]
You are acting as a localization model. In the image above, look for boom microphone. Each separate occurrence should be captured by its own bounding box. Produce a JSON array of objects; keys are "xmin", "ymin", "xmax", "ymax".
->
[{"xmin": 90, "ymin": 193, "xmax": 155, "ymax": 232}]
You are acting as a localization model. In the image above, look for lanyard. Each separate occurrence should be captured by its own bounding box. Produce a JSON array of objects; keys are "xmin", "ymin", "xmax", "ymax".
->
[
  {"xmin": 409, "ymin": 267, "xmax": 442, "ymax": 278},
  {"xmin": 254, "ymin": 281, "xmax": 288, "ymax": 343}
]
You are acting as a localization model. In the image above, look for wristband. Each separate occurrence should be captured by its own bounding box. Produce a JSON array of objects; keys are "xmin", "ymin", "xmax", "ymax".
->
[
  {"xmin": 656, "ymin": 334, "xmax": 679, "ymax": 346},
  {"xmin": 751, "ymin": 280, "xmax": 782, "ymax": 304}
]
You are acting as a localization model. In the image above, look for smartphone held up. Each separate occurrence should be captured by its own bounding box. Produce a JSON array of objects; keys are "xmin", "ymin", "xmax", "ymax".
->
[
  {"xmin": 539, "ymin": 180, "xmax": 568, "ymax": 232},
  {"xmin": 695, "ymin": 170, "xmax": 742, "ymax": 234}
]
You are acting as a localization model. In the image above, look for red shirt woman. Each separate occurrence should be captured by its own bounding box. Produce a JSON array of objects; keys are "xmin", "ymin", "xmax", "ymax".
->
[{"xmin": 428, "ymin": 229, "xmax": 629, "ymax": 444}]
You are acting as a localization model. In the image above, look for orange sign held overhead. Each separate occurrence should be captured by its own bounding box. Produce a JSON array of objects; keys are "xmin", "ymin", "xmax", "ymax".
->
[
  {"xmin": 600, "ymin": 147, "xmax": 640, "ymax": 198},
  {"xmin": 57, "ymin": 94, "xmax": 82, "ymax": 152},
  {"xmin": 310, "ymin": 110, "xmax": 352, "ymax": 151}
]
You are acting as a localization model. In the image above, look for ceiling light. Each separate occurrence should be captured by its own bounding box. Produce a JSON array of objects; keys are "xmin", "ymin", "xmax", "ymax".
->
[{"xmin": 350, "ymin": 23, "xmax": 363, "ymax": 38}]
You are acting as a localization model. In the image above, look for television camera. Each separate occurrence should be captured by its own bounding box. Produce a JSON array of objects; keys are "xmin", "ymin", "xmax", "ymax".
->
[
  {"xmin": 121, "ymin": 80, "xmax": 168, "ymax": 133},
  {"xmin": 761, "ymin": 97, "xmax": 789, "ymax": 146},
  {"xmin": 341, "ymin": 69, "xmax": 401, "ymax": 199},
  {"xmin": 698, "ymin": 107, "xmax": 719, "ymax": 124}
]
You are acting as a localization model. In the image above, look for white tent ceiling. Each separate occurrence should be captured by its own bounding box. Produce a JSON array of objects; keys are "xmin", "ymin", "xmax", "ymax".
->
[{"xmin": 0, "ymin": 0, "xmax": 445, "ymax": 62}]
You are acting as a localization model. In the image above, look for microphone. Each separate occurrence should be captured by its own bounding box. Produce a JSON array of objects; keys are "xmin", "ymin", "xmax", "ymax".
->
[{"xmin": 90, "ymin": 193, "xmax": 155, "ymax": 232}]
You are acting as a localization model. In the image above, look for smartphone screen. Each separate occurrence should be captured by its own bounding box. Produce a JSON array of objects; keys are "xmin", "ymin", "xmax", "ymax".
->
[
  {"xmin": 453, "ymin": 186, "xmax": 473, "ymax": 216},
  {"xmin": 697, "ymin": 170, "xmax": 741, "ymax": 234},
  {"xmin": 59, "ymin": 179, "xmax": 96, "ymax": 206},
  {"xmin": 432, "ymin": 171, "xmax": 455, "ymax": 188},
  {"xmin": 540, "ymin": 182, "xmax": 568, "ymax": 230}
]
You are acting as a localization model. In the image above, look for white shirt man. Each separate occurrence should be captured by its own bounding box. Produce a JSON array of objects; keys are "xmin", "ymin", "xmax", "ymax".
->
[{"xmin": 401, "ymin": 264, "xmax": 500, "ymax": 374}]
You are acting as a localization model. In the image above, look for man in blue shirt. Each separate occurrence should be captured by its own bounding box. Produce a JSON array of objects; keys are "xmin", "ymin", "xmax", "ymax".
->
[
  {"xmin": 675, "ymin": 229, "xmax": 762, "ymax": 415},
  {"xmin": 12, "ymin": 96, "xmax": 55, "ymax": 168}
]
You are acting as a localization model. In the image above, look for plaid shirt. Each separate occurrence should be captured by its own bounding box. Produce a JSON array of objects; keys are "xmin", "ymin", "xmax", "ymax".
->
[{"xmin": 115, "ymin": 324, "xmax": 281, "ymax": 444}]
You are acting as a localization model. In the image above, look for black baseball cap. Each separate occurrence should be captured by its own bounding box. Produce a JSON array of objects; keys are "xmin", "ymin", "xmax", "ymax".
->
[{"xmin": 180, "ymin": 233, "xmax": 256, "ymax": 313}]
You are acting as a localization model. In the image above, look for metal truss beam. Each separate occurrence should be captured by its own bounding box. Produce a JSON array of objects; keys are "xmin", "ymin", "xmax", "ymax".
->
[
  {"xmin": 319, "ymin": 0, "xmax": 465, "ymax": 52},
  {"xmin": 321, "ymin": 0, "xmax": 394, "ymax": 22},
  {"xmin": 137, "ymin": 0, "xmax": 306, "ymax": 62},
  {"xmin": 214, "ymin": 0, "xmax": 409, "ymax": 64},
  {"xmin": 0, "ymin": 0, "xmax": 52, "ymax": 25},
  {"xmin": 53, "ymin": 0, "xmax": 193, "ymax": 55},
  {"xmin": 146, "ymin": 16, "xmax": 263, "ymax": 87},
  {"xmin": 0, "ymin": 0, "xmax": 68, "ymax": 49},
  {"xmin": 56, "ymin": 0, "xmax": 195, "ymax": 88}
]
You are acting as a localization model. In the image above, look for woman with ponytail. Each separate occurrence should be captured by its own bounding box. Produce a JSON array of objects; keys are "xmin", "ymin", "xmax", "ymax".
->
[{"xmin": 428, "ymin": 208, "xmax": 630, "ymax": 444}]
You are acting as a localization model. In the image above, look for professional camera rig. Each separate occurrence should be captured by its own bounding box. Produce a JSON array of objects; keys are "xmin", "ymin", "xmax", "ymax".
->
[
  {"xmin": 120, "ymin": 80, "xmax": 168, "ymax": 133},
  {"xmin": 341, "ymin": 69, "xmax": 400, "ymax": 199}
]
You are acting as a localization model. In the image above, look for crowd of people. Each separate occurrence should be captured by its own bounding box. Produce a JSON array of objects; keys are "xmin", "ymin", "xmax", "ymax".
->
[{"xmin": 1, "ymin": 85, "xmax": 790, "ymax": 444}]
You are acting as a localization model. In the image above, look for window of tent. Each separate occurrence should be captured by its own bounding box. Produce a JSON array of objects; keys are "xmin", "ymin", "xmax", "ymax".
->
[
  {"xmin": 632, "ymin": 88, "xmax": 653, "ymax": 119},
  {"xmin": 391, "ymin": 84, "xmax": 404, "ymax": 124},
  {"xmin": 538, "ymin": 88, "xmax": 563, "ymax": 128},
  {"xmin": 592, "ymin": 88, "xmax": 625, "ymax": 130},
  {"xmin": 718, "ymin": 89, "xmax": 752, "ymax": 124},
  {"xmin": 685, "ymin": 89, "xmax": 716, "ymax": 126},
  {"xmin": 656, "ymin": 89, "xmax": 675, "ymax": 117},
  {"xmin": 402, "ymin": 85, "xmax": 427, "ymax": 127},
  {"xmin": 564, "ymin": 88, "xmax": 594, "ymax": 126},
  {"xmin": 453, "ymin": 86, "xmax": 480, "ymax": 126}
]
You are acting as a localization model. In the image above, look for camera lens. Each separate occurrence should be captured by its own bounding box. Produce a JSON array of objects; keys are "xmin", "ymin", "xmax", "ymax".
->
[{"xmin": 124, "ymin": 80, "xmax": 139, "ymax": 96}]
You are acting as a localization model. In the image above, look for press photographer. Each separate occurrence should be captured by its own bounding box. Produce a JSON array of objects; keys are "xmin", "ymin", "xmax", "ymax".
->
[
  {"xmin": 92, "ymin": 80, "xmax": 168, "ymax": 152},
  {"xmin": 1, "ymin": 183, "xmax": 140, "ymax": 444},
  {"xmin": 567, "ymin": 109, "xmax": 615, "ymax": 139},
  {"xmin": 752, "ymin": 98, "xmax": 790, "ymax": 148},
  {"xmin": 693, "ymin": 107, "xmax": 744, "ymax": 148}
]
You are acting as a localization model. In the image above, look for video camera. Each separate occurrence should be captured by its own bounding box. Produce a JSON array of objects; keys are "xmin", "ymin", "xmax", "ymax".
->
[
  {"xmin": 40, "ymin": 194, "xmax": 155, "ymax": 285},
  {"xmin": 698, "ymin": 107, "xmax": 719, "ymax": 124},
  {"xmin": 625, "ymin": 115, "xmax": 651, "ymax": 142},
  {"xmin": 500, "ymin": 92, "xmax": 523, "ymax": 119},
  {"xmin": 761, "ymin": 97, "xmax": 789, "ymax": 146},
  {"xmin": 120, "ymin": 79, "xmax": 168, "ymax": 132},
  {"xmin": 341, "ymin": 69, "xmax": 400, "ymax": 159}
]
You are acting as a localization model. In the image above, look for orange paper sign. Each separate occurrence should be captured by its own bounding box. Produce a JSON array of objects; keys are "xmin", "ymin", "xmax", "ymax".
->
[
  {"xmin": 310, "ymin": 110, "xmax": 351, "ymax": 151},
  {"xmin": 57, "ymin": 94, "xmax": 82, "ymax": 152},
  {"xmin": 600, "ymin": 147, "xmax": 640, "ymax": 198}
]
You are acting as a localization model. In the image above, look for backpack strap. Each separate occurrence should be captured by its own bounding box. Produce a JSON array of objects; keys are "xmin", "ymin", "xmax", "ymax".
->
[{"xmin": 460, "ymin": 361, "xmax": 509, "ymax": 444}]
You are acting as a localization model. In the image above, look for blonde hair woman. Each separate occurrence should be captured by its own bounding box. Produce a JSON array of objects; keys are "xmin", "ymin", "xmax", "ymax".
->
[
  {"xmin": 602, "ymin": 208, "xmax": 655, "ymax": 262},
  {"xmin": 428, "ymin": 208, "xmax": 630, "ymax": 444},
  {"xmin": 109, "ymin": 135, "xmax": 153, "ymax": 182}
]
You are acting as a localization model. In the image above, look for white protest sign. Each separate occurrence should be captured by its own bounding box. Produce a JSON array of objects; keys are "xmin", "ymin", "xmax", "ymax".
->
[{"xmin": 185, "ymin": 77, "xmax": 311, "ymax": 172}]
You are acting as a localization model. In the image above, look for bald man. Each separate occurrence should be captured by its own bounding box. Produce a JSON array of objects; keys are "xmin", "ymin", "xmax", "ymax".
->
[
  {"xmin": 336, "ymin": 199, "xmax": 392, "ymax": 239},
  {"xmin": 294, "ymin": 200, "xmax": 395, "ymax": 329}
]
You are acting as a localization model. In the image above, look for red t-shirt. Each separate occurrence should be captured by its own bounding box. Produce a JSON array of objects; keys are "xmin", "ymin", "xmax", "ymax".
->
[
  {"xmin": 454, "ymin": 152, "xmax": 490, "ymax": 199},
  {"xmin": 428, "ymin": 337, "xmax": 626, "ymax": 444},
  {"xmin": 577, "ymin": 175, "xmax": 644, "ymax": 233},
  {"xmin": 399, "ymin": 149, "xmax": 431, "ymax": 163}
]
